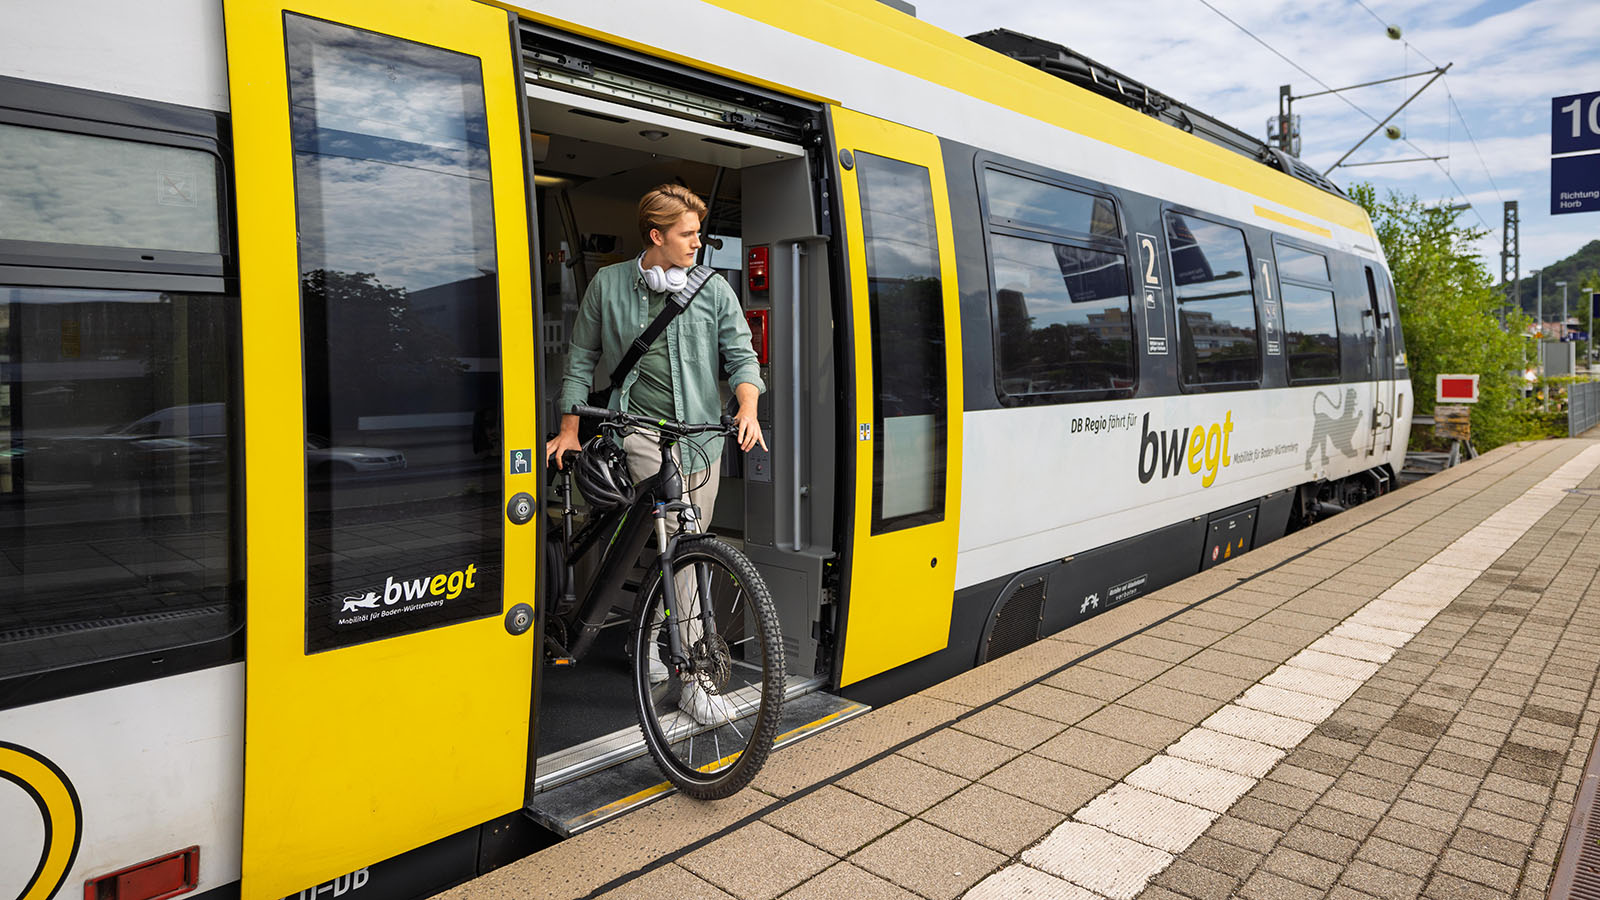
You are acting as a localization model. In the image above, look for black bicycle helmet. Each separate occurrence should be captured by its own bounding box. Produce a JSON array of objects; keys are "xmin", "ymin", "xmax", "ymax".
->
[{"xmin": 573, "ymin": 432, "xmax": 634, "ymax": 510}]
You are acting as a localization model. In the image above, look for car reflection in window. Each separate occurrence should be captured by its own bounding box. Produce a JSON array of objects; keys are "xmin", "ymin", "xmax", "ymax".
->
[{"xmin": 306, "ymin": 432, "xmax": 406, "ymax": 476}]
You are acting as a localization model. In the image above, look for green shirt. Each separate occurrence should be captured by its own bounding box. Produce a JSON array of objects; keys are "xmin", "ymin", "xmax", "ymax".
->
[{"xmin": 558, "ymin": 260, "xmax": 765, "ymax": 472}]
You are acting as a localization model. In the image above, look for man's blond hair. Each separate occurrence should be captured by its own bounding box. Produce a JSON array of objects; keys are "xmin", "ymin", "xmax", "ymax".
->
[{"xmin": 638, "ymin": 184, "xmax": 708, "ymax": 245}]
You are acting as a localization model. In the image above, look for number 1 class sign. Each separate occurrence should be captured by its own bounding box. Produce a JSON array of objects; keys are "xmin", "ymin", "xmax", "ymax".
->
[{"xmin": 1552, "ymin": 91, "xmax": 1600, "ymax": 215}]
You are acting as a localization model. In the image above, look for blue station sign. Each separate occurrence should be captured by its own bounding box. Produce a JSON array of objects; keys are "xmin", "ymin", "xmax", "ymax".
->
[{"xmin": 1552, "ymin": 91, "xmax": 1600, "ymax": 215}]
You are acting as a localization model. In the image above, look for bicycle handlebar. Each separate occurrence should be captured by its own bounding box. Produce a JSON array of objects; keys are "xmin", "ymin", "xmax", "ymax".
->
[{"xmin": 569, "ymin": 404, "xmax": 736, "ymax": 437}]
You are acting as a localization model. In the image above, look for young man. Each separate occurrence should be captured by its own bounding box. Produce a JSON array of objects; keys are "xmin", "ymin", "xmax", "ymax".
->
[{"xmin": 545, "ymin": 183, "xmax": 766, "ymax": 724}]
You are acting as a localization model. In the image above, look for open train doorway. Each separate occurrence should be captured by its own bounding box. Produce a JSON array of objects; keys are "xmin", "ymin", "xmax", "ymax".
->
[{"xmin": 518, "ymin": 27, "xmax": 860, "ymax": 834}]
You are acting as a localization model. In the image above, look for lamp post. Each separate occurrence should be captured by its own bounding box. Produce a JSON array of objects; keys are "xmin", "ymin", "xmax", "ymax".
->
[{"xmin": 1558, "ymin": 281, "xmax": 1569, "ymax": 341}]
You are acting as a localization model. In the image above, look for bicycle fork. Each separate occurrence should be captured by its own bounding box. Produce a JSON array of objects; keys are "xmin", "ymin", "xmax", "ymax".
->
[{"xmin": 653, "ymin": 502, "xmax": 717, "ymax": 675}]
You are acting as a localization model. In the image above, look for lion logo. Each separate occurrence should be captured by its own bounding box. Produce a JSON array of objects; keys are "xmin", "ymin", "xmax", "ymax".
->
[
  {"xmin": 1306, "ymin": 388, "xmax": 1362, "ymax": 469},
  {"xmin": 340, "ymin": 591, "xmax": 381, "ymax": 612}
]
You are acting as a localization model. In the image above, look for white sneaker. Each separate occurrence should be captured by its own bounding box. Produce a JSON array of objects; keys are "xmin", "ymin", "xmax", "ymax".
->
[
  {"xmin": 647, "ymin": 642, "xmax": 669, "ymax": 684},
  {"xmin": 679, "ymin": 681, "xmax": 734, "ymax": 726}
]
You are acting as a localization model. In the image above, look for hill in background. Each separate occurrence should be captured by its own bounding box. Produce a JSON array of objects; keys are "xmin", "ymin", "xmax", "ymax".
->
[{"xmin": 1500, "ymin": 239, "xmax": 1600, "ymax": 321}]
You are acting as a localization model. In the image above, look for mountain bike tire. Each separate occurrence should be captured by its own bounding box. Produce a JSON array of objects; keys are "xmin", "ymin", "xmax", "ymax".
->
[{"xmin": 631, "ymin": 537, "xmax": 785, "ymax": 800}]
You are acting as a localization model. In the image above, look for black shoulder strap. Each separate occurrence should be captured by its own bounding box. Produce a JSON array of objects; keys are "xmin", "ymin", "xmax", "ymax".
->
[{"xmin": 607, "ymin": 265, "xmax": 716, "ymax": 389}]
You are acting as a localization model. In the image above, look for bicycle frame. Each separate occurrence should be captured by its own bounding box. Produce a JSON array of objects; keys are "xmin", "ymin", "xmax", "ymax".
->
[{"xmin": 548, "ymin": 428, "xmax": 718, "ymax": 665}]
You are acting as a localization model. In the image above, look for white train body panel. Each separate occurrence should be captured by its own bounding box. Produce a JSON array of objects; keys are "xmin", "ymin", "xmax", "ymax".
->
[{"xmin": 0, "ymin": 666, "xmax": 244, "ymax": 895}]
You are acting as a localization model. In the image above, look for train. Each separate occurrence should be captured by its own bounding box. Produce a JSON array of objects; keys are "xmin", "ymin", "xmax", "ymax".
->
[{"xmin": 0, "ymin": 2, "xmax": 1410, "ymax": 899}]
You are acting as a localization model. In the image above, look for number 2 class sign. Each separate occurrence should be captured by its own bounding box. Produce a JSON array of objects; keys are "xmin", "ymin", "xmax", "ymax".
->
[{"xmin": 1552, "ymin": 90, "xmax": 1600, "ymax": 215}]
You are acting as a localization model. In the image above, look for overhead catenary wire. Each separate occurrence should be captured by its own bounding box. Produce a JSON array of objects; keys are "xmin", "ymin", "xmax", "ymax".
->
[{"xmin": 1188, "ymin": 0, "xmax": 1494, "ymax": 234}]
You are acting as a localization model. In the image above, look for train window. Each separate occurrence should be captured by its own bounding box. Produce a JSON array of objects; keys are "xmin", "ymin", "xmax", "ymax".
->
[
  {"xmin": 287, "ymin": 15, "xmax": 505, "ymax": 651},
  {"xmin": 0, "ymin": 286, "xmax": 241, "ymax": 680},
  {"xmin": 857, "ymin": 152, "xmax": 946, "ymax": 533},
  {"xmin": 984, "ymin": 169, "xmax": 1119, "ymax": 240},
  {"xmin": 1276, "ymin": 243, "xmax": 1330, "ymax": 282},
  {"xmin": 1281, "ymin": 283, "xmax": 1340, "ymax": 381},
  {"xmin": 0, "ymin": 122, "xmax": 222, "ymax": 255},
  {"xmin": 1275, "ymin": 243, "xmax": 1339, "ymax": 383},
  {"xmin": 991, "ymin": 234, "xmax": 1134, "ymax": 396},
  {"xmin": 1165, "ymin": 212, "xmax": 1259, "ymax": 387}
]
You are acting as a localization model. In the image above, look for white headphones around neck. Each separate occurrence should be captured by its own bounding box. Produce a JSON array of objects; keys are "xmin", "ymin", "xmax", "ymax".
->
[{"xmin": 639, "ymin": 255, "xmax": 689, "ymax": 294}]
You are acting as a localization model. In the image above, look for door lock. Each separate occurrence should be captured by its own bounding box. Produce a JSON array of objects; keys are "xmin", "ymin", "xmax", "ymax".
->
[
  {"xmin": 505, "ymin": 603, "xmax": 534, "ymax": 636},
  {"xmin": 506, "ymin": 492, "xmax": 535, "ymax": 525}
]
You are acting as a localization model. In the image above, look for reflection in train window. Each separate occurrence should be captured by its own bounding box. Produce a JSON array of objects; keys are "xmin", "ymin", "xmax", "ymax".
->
[
  {"xmin": 0, "ymin": 122, "xmax": 223, "ymax": 255},
  {"xmin": 1166, "ymin": 212, "xmax": 1259, "ymax": 387},
  {"xmin": 287, "ymin": 14, "xmax": 504, "ymax": 652},
  {"xmin": 1275, "ymin": 243, "xmax": 1339, "ymax": 383},
  {"xmin": 0, "ymin": 286, "xmax": 240, "ymax": 680},
  {"xmin": 991, "ymin": 234, "xmax": 1133, "ymax": 397},
  {"xmin": 984, "ymin": 169, "xmax": 1119, "ymax": 240},
  {"xmin": 1281, "ymin": 283, "xmax": 1340, "ymax": 382},
  {"xmin": 857, "ymin": 152, "xmax": 946, "ymax": 534}
]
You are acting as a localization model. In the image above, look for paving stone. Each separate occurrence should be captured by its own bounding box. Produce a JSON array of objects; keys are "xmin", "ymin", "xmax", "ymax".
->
[
  {"xmin": 1421, "ymin": 871, "xmax": 1503, "ymax": 900},
  {"xmin": 597, "ymin": 864, "xmax": 737, "ymax": 900},
  {"xmin": 1045, "ymin": 664, "xmax": 1145, "ymax": 700},
  {"xmin": 1165, "ymin": 727, "xmax": 1286, "ymax": 778},
  {"xmin": 763, "ymin": 785, "xmax": 906, "ymax": 856},
  {"xmin": 980, "ymin": 753, "xmax": 1114, "ymax": 814},
  {"xmin": 897, "ymin": 727, "xmax": 1021, "ymax": 780},
  {"xmin": 1447, "ymin": 826, "xmax": 1531, "ymax": 869},
  {"xmin": 1262, "ymin": 846, "xmax": 1344, "ymax": 890},
  {"xmin": 1074, "ymin": 783, "xmax": 1219, "ymax": 853},
  {"xmin": 1023, "ymin": 821, "xmax": 1174, "ymax": 900},
  {"xmin": 1034, "ymin": 728, "xmax": 1154, "ymax": 781},
  {"xmin": 1001, "ymin": 684, "xmax": 1107, "ymax": 725},
  {"xmin": 1280, "ymin": 823, "xmax": 1359, "ymax": 864},
  {"xmin": 1149, "ymin": 858, "xmax": 1242, "ymax": 899},
  {"xmin": 1239, "ymin": 868, "xmax": 1326, "ymax": 900},
  {"xmin": 954, "ymin": 704, "xmax": 1066, "ymax": 750},
  {"xmin": 679, "ymin": 822, "xmax": 836, "ymax": 900},
  {"xmin": 837, "ymin": 754, "xmax": 967, "ymax": 816},
  {"xmin": 1203, "ymin": 704, "xmax": 1318, "ymax": 749},
  {"xmin": 921, "ymin": 782, "xmax": 1060, "ymax": 855},
  {"xmin": 1125, "ymin": 754, "xmax": 1255, "ymax": 813},
  {"xmin": 1120, "ymin": 682, "xmax": 1228, "ymax": 722},
  {"xmin": 851, "ymin": 820, "xmax": 1003, "ymax": 900},
  {"xmin": 962, "ymin": 865, "xmax": 1100, "ymax": 900},
  {"xmin": 1077, "ymin": 703, "xmax": 1193, "ymax": 750},
  {"xmin": 776, "ymin": 862, "xmax": 920, "ymax": 900},
  {"xmin": 1436, "ymin": 848, "xmax": 1519, "ymax": 893},
  {"xmin": 1150, "ymin": 665, "xmax": 1256, "ymax": 701},
  {"xmin": 1355, "ymin": 836, "xmax": 1435, "ymax": 879},
  {"xmin": 1339, "ymin": 858, "xmax": 1425, "ymax": 900}
]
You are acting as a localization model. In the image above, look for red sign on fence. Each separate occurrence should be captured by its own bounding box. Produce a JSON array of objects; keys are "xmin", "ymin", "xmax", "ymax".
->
[{"xmin": 1436, "ymin": 374, "xmax": 1480, "ymax": 404}]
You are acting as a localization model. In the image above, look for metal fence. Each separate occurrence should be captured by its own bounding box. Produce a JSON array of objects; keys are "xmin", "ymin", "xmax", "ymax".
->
[{"xmin": 1572, "ymin": 381, "xmax": 1600, "ymax": 437}]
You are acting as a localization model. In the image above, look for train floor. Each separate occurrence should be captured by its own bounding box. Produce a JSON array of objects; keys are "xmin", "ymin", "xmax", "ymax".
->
[{"xmin": 436, "ymin": 436, "xmax": 1600, "ymax": 900}]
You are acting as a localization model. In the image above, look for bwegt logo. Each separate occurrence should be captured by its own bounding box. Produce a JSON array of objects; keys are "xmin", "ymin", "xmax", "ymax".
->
[
  {"xmin": 340, "ymin": 563, "xmax": 480, "ymax": 612},
  {"xmin": 1137, "ymin": 411, "xmax": 1234, "ymax": 487}
]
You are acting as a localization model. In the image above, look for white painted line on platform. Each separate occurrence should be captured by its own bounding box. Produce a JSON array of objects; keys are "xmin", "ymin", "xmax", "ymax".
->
[
  {"xmin": 968, "ymin": 445, "xmax": 1600, "ymax": 900},
  {"xmin": 1165, "ymin": 727, "xmax": 1286, "ymax": 778},
  {"xmin": 1124, "ymin": 755, "xmax": 1255, "ymax": 813},
  {"xmin": 965, "ymin": 865, "xmax": 1104, "ymax": 900},
  {"xmin": 1023, "ymin": 821, "xmax": 1174, "ymax": 900}
]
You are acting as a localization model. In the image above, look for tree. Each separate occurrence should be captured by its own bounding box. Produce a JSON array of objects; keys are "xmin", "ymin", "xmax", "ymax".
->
[{"xmin": 1348, "ymin": 184, "xmax": 1540, "ymax": 450}]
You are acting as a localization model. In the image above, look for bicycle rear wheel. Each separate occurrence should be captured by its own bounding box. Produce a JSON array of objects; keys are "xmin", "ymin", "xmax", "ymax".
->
[{"xmin": 632, "ymin": 537, "xmax": 784, "ymax": 799}]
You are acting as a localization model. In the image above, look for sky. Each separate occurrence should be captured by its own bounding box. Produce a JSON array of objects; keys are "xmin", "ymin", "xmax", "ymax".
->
[{"xmin": 909, "ymin": 0, "xmax": 1600, "ymax": 291}]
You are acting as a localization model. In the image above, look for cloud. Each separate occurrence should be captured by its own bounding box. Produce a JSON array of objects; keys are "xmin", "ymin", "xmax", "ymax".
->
[{"xmin": 911, "ymin": 0, "xmax": 1600, "ymax": 272}]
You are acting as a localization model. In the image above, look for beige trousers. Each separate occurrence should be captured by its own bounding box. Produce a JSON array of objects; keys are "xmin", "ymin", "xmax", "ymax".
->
[{"xmin": 622, "ymin": 431, "xmax": 721, "ymax": 652}]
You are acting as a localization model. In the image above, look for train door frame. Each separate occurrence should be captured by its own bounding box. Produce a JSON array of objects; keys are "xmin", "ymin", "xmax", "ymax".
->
[
  {"xmin": 224, "ymin": 3, "xmax": 539, "ymax": 897},
  {"xmin": 514, "ymin": 21, "xmax": 835, "ymax": 790}
]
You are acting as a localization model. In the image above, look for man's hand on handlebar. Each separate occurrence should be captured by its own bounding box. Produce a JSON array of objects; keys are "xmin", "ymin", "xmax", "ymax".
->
[{"xmin": 544, "ymin": 413, "xmax": 582, "ymax": 469}]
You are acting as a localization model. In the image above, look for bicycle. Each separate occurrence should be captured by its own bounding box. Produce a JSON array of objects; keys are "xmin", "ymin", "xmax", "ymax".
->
[{"xmin": 544, "ymin": 404, "xmax": 785, "ymax": 800}]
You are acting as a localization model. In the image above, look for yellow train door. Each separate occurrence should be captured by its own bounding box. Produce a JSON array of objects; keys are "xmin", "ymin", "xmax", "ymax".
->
[
  {"xmin": 224, "ymin": 2, "xmax": 538, "ymax": 897},
  {"xmin": 830, "ymin": 107, "xmax": 964, "ymax": 687}
]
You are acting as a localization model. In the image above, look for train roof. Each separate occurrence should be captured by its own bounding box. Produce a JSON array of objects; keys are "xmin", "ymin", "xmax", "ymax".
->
[{"xmin": 965, "ymin": 28, "xmax": 1348, "ymax": 201}]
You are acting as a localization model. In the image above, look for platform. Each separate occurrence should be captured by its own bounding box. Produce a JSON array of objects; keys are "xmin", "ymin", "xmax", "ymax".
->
[{"xmin": 432, "ymin": 436, "xmax": 1600, "ymax": 900}]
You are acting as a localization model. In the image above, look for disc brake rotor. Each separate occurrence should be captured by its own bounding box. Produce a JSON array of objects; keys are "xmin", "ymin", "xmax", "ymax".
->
[{"xmin": 691, "ymin": 633, "xmax": 732, "ymax": 692}]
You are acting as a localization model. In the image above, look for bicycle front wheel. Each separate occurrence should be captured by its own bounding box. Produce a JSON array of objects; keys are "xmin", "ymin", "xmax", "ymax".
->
[{"xmin": 632, "ymin": 537, "xmax": 785, "ymax": 799}]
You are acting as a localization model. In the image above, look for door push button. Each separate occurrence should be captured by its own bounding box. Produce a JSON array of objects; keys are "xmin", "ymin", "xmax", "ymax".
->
[
  {"xmin": 506, "ymin": 491, "xmax": 535, "ymax": 525},
  {"xmin": 505, "ymin": 603, "xmax": 534, "ymax": 636}
]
